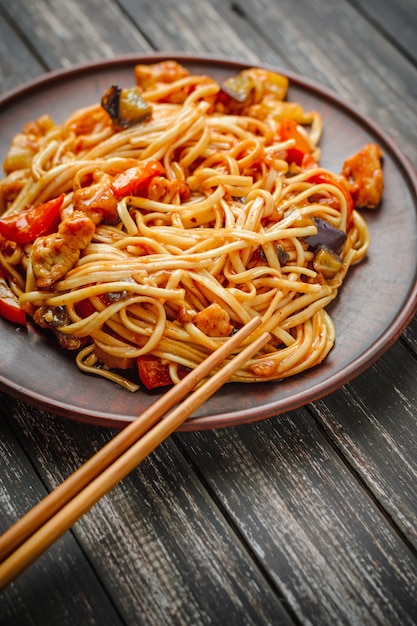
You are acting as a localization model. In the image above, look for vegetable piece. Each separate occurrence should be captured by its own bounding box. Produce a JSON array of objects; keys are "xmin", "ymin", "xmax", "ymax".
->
[
  {"xmin": 254, "ymin": 68, "xmax": 289, "ymax": 100},
  {"xmin": 33, "ymin": 305, "xmax": 84, "ymax": 350},
  {"xmin": 137, "ymin": 355, "xmax": 175, "ymax": 389},
  {"xmin": 75, "ymin": 292, "xmax": 125, "ymax": 319},
  {"xmin": 95, "ymin": 344, "xmax": 134, "ymax": 371},
  {"xmin": 221, "ymin": 73, "xmax": 255, "ymax": 103},
  {"xmin": 0, "ymin": 194, "xmax": 65, "ymax": 244},
  {"xmin": 74, "ymin": 298, "xmax": 96, "ymax": 319},
  {"xmin": 305, "ymin": 217, "xmax": 347, "ymax": 254},
  {"xmin": 313, "ymin": 246, "xmax": 343, "ymax": 279},
  {"xmin": 300, "ymin": 152, "xmax": 318, "ymax": 169},
  {"xmin": 278, "ymin": 118, "xmax": 315, "ymax": 166},
  {"xmin": 0, "ymin": 271, "xmax": 26, "ymax": 325},
  {"xmin": 221, "ymin": 68, "xmax": 289, "ymax": 104},
  {"xmin": 307, "ymin": 173, "xmax": 354, "ymax": 223},
  {"xmin": 137, "ymin": 355, "xmax": 188, "ymax": 390},
  {"xmin": 101, "ymin": 85, "xmax": 152, "ymax": 129},
  {"xmin": 277, "ymin": 245, "xmax": 290, "ymax": 265},
  {"xmin": 111, "ymin": 160, "xmax": 165, "ymax": 199}
]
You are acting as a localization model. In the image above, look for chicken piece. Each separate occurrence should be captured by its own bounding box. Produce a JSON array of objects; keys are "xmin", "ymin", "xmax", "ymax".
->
[
  {"xmin": 31, "ymin": 211, "xmax": 95, "ymax": 288},
  {"xmin": 341, "ymin": 143, "xmax": 384, "ymax": 209},
  {"xmin": 0, "ymin": 174, "xmax": 27, "ymax": 212},
  {"xmin": 134, "ymin": 60, "xmax": 190, "ymax": 91},
  {"xmin": 133, "ymin": 61, "xmax": 212, "ymax": 105},
  {"xmin": 3, "ymin": 133, "xmax": 39, "ymax": 174},
  {"xmin": 23, "ymin": 115, "xmax": 56, "ymax": 137},
  {"xmin": 176, "ymin": 304, "xmax": 196, "ymax": 324},
  {"xmin": 73, "ymin": 179, "xmax": 118, "ymax": 224},
  {"xmin": 193, "ymin": 303, "xmax": 233, "ymax": 337},
  {"xmin": 3, "ymin": 115, "xmax": 55, "ymax": 174}
]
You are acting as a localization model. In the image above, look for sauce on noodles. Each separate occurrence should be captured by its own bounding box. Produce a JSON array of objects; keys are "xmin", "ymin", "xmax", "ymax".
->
[{"xmin": 0, "ymin": 61, "xmax": 384, "ymax": 391}]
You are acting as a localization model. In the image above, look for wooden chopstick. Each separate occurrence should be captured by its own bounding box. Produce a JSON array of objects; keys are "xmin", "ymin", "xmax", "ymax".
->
[
  {"xmin": 0, "ymin": 315, "xmax": 262, "ymax": 564},
  {"xmin": 0, "ymin": 318, "xmax": 270, "ymax": 589}
]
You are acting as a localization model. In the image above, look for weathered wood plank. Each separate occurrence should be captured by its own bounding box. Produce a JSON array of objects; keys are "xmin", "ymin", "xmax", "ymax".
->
[
  {"xmin": 231, "ymin": 0, "xmax": 417, "ymax": 165},
  {"xmin": 0, "ymin": 0, "xmax": 152, "ymax": 69},
  {"xmin": 0, "ymin": 14, "xmax": 46, "ymax": 92},
  {"xmin": 1, "ymin": 399, "xmax": 293, "ymax": 626},
  {"xmin": 176, "ymin": 411, "xmax": 417, "ymax": 625},
  {"xmin": 403, "ymin": 316, "xmax": 417, "ymax": 355},
  {"xmin": 225, "ymin": 0, "xmax": 417, "ymax": 552},
  {"xmin": 350, "ymin": 0, "xmax": 417, "ymax": 65},
  {"xmin": 311, "ymin": 338, "xmax": 417, "ymax": 546},
  {"xmin": 1, "ymin": 1, "xmax": 416, "ymax": 624},
  {"xmin": 118, "ymin": 0, "xmax": 260, "ymax": 63},
  {"xmin": 0, "ymin": 406, "xmax": 123, "ymax": 626}
]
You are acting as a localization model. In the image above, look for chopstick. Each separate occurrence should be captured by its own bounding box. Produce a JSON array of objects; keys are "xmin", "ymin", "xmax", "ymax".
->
[
  {"xmin": 0, "ymin": 315, "xmax": 261, "ymax": 561},
  {"xmin": 0, "ymin": 317, "xmax": 269, "ymax": 589}
]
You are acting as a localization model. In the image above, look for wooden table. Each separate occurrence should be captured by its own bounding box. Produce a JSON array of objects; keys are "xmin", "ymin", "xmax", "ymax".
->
[{"xmin": 0, "ymin": 1, "xmax": 416, "ymax": 624}]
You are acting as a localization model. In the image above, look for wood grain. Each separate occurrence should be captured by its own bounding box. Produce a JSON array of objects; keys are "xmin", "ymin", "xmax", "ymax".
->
[
  {"xmin": 311, "ymin": 340, "xmax": 417, "ymax": 546},
  {"xmin": 403, "ymin": 316, "xmax": 417, "ymax": 355},
  {"xmin": 351, "ymin": 0, "xmax": 417, "ymax": 65},
  {"xmin": 232, "ymin": 0, "xmax": 417, "ymax": 164},
  {"xmin": 175, "ymin": 412, "xmax": 417, "ymax": 624},
  {"xmin": 0, "ymin": 400, "xmax": 292, "ymax": 625},
  {"xmin": 0, "ymin": 0, "xmax": 152, "ymax": 68},
  {"xmin": 0, "ymin": 0, "xmax": 416, "ymax": 623},
  {"xmin": 0, "ymin": 408, "xmax": 123, "ymax": 626},
  {"xmin": 0, "ymin": 14, "xmax": 46, "ymax": 92}
]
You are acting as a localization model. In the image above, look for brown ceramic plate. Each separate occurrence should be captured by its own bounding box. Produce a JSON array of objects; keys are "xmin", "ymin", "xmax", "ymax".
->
[{"xmin": 0, "ymin": 53, "xmax": 416, "ymax": 431}]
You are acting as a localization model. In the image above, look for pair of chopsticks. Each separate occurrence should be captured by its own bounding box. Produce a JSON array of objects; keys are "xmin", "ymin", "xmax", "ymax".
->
[{"xmin": 0, "ymin": 316, "xmax": 269, "ymax": 590}]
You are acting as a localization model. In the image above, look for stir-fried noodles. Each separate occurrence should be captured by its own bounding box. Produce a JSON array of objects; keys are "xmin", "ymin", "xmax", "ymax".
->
[{"xmin": 0, "ymin": 61, "xmax": 384, "ymax": 391}]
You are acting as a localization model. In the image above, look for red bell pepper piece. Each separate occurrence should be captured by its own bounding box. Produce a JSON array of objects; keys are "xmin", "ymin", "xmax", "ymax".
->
[
  {"xmin": 75, "ymin": 293, "xmax": 116, "ymax": 318},
  {"xmin": 111, "ymin": 160, "xmax": 165, "ymax": 199},
  {"xmin": 307, "ymin": 173, "xmax": 354, "ymax": 224},
  {"xmin": 278, "ymin": 118, "xmax": 316, "ymax": 167},
  {"xmin": 0, "ymin": 271, "xmax": 26, "ymax": 325},
  {"xmin": 74, "ymin": 298, "xmax": 96, "ymax": 318},
  {"xmin": 300, "ymin": 152, "xmax": 318, "ymax": 169},
  {"xmin": 0, "ymin": 193, "xmax": 65, "ymax": 244},
  {"xmin": 137, "ymin": 354, "xmax": 188, "ymax": 390}
]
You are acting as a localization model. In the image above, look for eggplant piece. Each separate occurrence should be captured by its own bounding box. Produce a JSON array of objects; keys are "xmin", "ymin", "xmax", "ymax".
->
[
  {"xmin": 101, "ymin": 85, "xmax": 152, "ymax": 130},
  {"xmin": 221, "ymin": 73, "xmax": 254, "ymax": 102},
  {"xmin": 305, "ymin": 217, "xmax": 347, "ymax": 254},
  {"xmin": 313, "ymin": 246, "xmax": 343, "ymax": 278},
  {"xmin": 277, "ymin": 244, "xmax": 290, "ymax": 265},
  {"xmin": 33, "ymin": 305, "xmax": 85, "ymax": 350},
  {"xmin": 221, "ymin": 68, "xmax": 289, "ymax": 104}
]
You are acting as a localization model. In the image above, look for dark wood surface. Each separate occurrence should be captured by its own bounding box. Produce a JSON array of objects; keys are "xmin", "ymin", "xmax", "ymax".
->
[{"xmin": 0, "ymin": 1, "xmax": 416, "ymax": 624}]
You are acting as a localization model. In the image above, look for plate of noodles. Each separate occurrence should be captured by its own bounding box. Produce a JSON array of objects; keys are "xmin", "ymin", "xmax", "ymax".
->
[{"xmin": 0, "ymin": 53, "xmax": 416, "ymax": 430}]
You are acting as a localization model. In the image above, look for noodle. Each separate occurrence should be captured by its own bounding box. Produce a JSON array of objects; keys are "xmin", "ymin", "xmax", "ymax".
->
[{"xmin": 0, "ymin": 61, "xmax": 383, "ymax": 391}]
